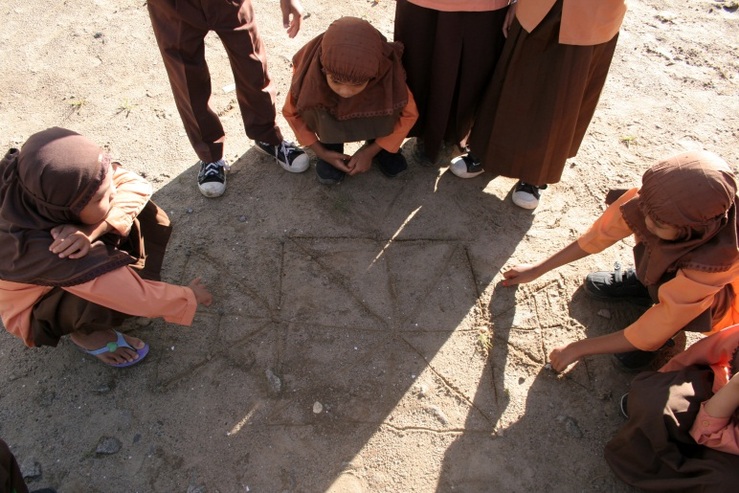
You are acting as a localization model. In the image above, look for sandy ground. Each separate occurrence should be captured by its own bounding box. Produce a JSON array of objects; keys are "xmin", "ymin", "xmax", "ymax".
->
[{"xmin": 1, "ymin": 0, "xmax": 738, "ymax": 492}]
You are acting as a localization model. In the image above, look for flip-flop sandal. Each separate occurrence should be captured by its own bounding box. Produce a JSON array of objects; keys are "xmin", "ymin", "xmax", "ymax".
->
[{"xmin": 77, "ymin": 330, "xmax": 149, "ymax": 368}]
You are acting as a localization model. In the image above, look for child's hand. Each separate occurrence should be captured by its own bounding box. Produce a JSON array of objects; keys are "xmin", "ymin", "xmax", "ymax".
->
[
  {"xmin": 501, "ymin": 263, "xmax": 541, "ymax": 286},
  {"xmin": 549, "ymin": 344, "xmax": 579, "ymax": 373},
  {"xmin": 188, "ymin": 277, "xmax": 213, "ymax": 306},
  {"xmin": 280, "ymin": 0, "xmax": 303, "ymax": 38},
  {"xmin": 49, "ymin": 224, "xmax": 94, "ymax": 259},
  {"xmin": 313, "ymin": 145, "xmax": 352, "ymax": 173},
  {"xmin": 346, "ymin": 148, "xmax": 374, "ymax": 176}
]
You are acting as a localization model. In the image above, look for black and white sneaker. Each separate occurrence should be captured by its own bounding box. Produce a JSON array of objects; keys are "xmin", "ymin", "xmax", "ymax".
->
[
  {"xmin": 449, "ymin": 153, "xmax": 484, "ymax": 178},
  {"xmin": 197, "ymin": 159, "xmax": 228, "ymax": 197},
  {"xmin": 512, "ymin": 181, "xmax": 547, "ymax": 210},
  {"xmin": 255, "ymin": 140, "xmax": 310, "ymax": 173}
]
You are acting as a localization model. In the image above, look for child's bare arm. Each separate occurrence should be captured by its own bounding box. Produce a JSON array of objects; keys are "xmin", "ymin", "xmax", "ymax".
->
[
  {"xmin": 549, "ymin": 330, "xmax": 637, "ymax": 372},
  {"xmin": 279, "ymin": 0, "xmax": 303, "ymax": 38},
  {"xmin": 704, "ymin": 373, "xmax": 739, "ymax": 418},
  {"xmin": 188, "ymin": 277, "xmax": 213, "ymax": 306},
  {"xmin": 502, "ymin": 240, "xmax": 590, "ymax": 286}
]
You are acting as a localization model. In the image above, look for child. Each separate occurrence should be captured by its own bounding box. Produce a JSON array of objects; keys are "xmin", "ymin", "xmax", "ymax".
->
[
  {"xmin": 393, "ymin": 0, "xmax": 510, "ymax": 164},
  {"xmin": 453, "ymin": 0, "xmax": 627, "ymax": 210},
  {"xmin": 282, "ymin": 16, "xmax": 418, "ymax": 185},
  {"xmin": 502, "ymin": 151, "xmax": 739, "ymax": 372},
  {"xmin": 146, "ymin": 0, "xmax": 310, "ymax": 198},
  {"xmin": 0, "ymin": 127, "xmax": 213, "ymax": 368},
  {"xmin": 604, "ymin": 324, "xmax": 739, "ymax": 492}
]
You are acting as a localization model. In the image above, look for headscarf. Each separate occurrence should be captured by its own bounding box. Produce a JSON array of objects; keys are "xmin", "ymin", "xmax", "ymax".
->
[
  {"xmin": 0, "ymin": 127, "xmax": 134, "ymax": 286},
  {"xmin": 289, "ymin": 16, "xmax": 408, "ymax": 121},
  {"xmin": 620, "ymin": 150, "xmax": 739, "ymax": 286}
]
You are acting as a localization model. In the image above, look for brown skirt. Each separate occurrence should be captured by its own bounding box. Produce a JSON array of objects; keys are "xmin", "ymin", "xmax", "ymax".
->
[
  {"xmin": 468, "ymin": 0, "xmax": 618, "ymax": 185},
  {"xmin": 0, "ymin": 438, "xmax": 28, "ymax": 493},
  {"xmin": 394, "ymin": 0, "xmax": 508, "ymax": 162},
  {"xmin": 29, "ymin": 200, "xmax": 172, "ymax": 347},
  {"xmin": 604, "ymin": 367, "xmax": 739, "ymax": 492}
]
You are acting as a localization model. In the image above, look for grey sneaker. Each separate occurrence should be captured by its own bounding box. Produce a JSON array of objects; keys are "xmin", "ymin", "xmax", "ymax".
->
[
  {"xmin": 197, "ymin": 159, "xmax": 228, "ymax": 197},
  {"xmin": 255, "ymin": 140, "xmax": 310, "ymax": 173},
  {"xmin": 512, "ymin": 181, "xmax": 547, "ymax": 210},
  {"xmin": 450, "ymin": 153, "xmax": 484, "ymax": 178}
]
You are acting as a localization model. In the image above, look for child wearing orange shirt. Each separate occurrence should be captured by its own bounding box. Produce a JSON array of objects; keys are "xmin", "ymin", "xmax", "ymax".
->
[
  {"xmin": 0, "ymin": 127, "xmax": 213, "ymax": 368},
  {"xmin": 502, "ymin": 150, "xmax": 739, "ymax": 372},
  {"xmin": 282, "ymin": 17, "xmax": 418, "ymax": 185}
]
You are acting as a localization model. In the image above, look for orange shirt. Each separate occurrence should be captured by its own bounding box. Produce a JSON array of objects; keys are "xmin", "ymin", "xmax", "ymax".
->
[
  {"xmin": 577, "ymin": 188, "xmax": 739, "ymax": 351},
  {"xmin": 517, "ymin": 0, "xmax": 627, "ymax": 46},
  {"xmin": 283, "ymin": 87, "xmax": 419, "ymax": 154},
  {"xmin": 406, "ymin": 0, "xmax": 510, "ymax": 12},
  {"xmin": 0, "ymin": 165, "xmax": 197, "ymax": 347}
]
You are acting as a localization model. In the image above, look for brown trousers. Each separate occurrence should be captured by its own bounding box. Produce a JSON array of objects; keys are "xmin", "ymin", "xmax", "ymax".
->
[
  {"xmin": 0, "ymin": 438, "xmax": 28, "ymax": 493},
  {"xmin": 147, "ymin": 0, "xmax": 283, "ymax": 163},
  {"xmin": 29, "ymin": 201, "xmax": 172, "ymax": 347}
]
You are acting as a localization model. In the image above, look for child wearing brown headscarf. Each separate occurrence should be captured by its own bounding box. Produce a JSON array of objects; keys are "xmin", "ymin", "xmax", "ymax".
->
[
  {"xmin": 282, "ymin": 17, "xmax": 418, "ymax": 185},
  {"xmin": 501, "ymin": 150, "xmax": 739, "ymax": 372},
  {"xmin": 0, "ymin": 127, "xmax": 213, "ymax": 368}
]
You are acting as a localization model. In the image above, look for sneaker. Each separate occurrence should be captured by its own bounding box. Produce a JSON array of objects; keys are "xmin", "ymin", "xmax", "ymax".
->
[
  {"xmin": 583, "ymin": 262, "xmax": 652, "ymax": 305},
  {"xmin": 315, "ymin": 158, "xmax": 346, "ymax": 185},
  {"xmin": 375, "ymin": 149, "xmax": 408, "ymax": 178},
  {"xmin": 619, "ymin": 393, "xmax": 629, "ymax": 419},
  {"xmin": 197, "ymin": 159, "xmax": 228, "ymax": 197},
  {"xmin": 255, "ymin": 140, "xmax": 310, "ymax": 173},
  {"xmin": 450, "ymin": 153, "xmax": 484, "ymax": 178},
  {"xmin": 612, "ymin": 337, "xmax": 674, "ymax": 372},
  {"xmin": 511, "ymin": 181, "xmax": 547, "ymax": 210}
]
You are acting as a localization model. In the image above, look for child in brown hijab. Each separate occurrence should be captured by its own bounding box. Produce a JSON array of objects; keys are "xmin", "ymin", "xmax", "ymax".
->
[
  {"xmin": 283, "ymin": 16, "xmax": 418, "ymax": 185},
  {"xmin": 0, "ymin": 127, "xmax": 213, "ymax": 368},
  {"xmin": 501, "ymin": 150, "xmax": 739, "ymax": 372}
]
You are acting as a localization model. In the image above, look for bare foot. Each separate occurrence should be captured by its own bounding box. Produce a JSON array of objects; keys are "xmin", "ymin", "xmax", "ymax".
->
[{"xmin": 69, "ymin": 330, "xmax": 146, "ymax": 366}]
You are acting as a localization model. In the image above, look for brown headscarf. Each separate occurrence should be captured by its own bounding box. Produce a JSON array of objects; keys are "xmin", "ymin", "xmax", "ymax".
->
[
  {"xmin": 620, "ymin": 151, "xmax": 739, "ymax": 286},
  {"xmin": 0, "ymin": 127, "xmax": 134, "ymax": 286},
  {"xmin": 289, "ymin": 16, "xmax": 408, "ymax": 121}
]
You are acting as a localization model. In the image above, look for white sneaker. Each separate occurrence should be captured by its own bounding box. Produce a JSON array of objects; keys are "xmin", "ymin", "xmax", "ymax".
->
[
  {"xmin": 197, "ymin": 159, "xmax": 228, "ymax": 197},
  {"xmin": 511, "ymin": 181, "xmax": 547, "ymax": 210},
  {"xmin": 255, "ymin": 140, "xmax": 310, "ymax": 173},
  {"xmin": 450, "ymin": 154, "xmax": 484, "ymax": 178}
]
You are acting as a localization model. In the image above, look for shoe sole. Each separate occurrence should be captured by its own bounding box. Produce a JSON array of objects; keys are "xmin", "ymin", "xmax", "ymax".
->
[{"xmin": 254, "ymin": 144, "xmax": 310, "ymax": 173}]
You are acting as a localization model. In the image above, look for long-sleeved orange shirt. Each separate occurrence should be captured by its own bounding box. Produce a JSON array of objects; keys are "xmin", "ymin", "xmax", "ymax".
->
[
  {"xmin": 282, "ymin": 87, "xmax": 419, "ymax": 154},
  {"xmin": 517, "ymin": 0, "xmax": 627, "ymax": 46},
  {"xmin": 0, "ymin": 165, "xmax": 197, "ymax": 347},
  {"xmin": 577, "ymin": 188, "xmax": 739, "ymax": 351}
]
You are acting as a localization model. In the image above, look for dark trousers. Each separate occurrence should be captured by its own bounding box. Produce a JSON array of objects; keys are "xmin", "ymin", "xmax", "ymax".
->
[
  {"xmin": 147, "ymin": 0, "xmax": 283, "ymax": 163},
  {"xmin": 0, "ymin": 438, "xmax": 28, "ymax": 493}
]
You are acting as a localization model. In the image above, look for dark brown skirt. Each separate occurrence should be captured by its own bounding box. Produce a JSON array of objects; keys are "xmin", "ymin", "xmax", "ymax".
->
[
  {"xmin": 0, "ymin": 438, "xmax": 28, "ymax": 493},
  {"xmin": 394, "ymin": 0, "xmax": 508, "ymax": 162},
  {"xmin": 29, "ymin": 200, "xmax": 172, "ymax": 347},
  {"xmin": 468, "ymin": 0, "xmax": 618, "ymax": 185},
  {"xmin": 605, "ymin": 367, "xmax": 739, "ymax": 492}
]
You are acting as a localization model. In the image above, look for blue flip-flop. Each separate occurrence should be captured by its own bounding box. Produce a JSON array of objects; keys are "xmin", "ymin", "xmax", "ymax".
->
[{"xmin": 78, "ymin": 330, "xmax": 149, "ymax": 368}]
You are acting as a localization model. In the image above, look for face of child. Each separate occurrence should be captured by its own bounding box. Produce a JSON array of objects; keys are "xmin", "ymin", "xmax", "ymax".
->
[
  {"xmin": 78, "ymin": 160, "xmax": 116, "ymax": 225},
  {"xmin": 326, "ymin": 73, "xmax": 369, "ymax": 99},
  {"xmin": 645, "ymin": 214, "xmax": 682, "ymax": 241}
]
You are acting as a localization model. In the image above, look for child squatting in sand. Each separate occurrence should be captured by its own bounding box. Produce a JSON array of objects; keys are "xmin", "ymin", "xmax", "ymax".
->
[
  {"xmin": 0, "ymin": 127, "xmax": 212, "ymax": 368},
  {"xmin": 283, "ymin": 16, "xmax": 418, "ymax": 185},
  {"xmin": 502, "ymin": 150, "xmax": 739, "ymax": 372}
]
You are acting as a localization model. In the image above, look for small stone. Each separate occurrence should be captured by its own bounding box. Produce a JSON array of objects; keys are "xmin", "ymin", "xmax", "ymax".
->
[
  {"xmin": 313, "ymin": 401, "xmax": 323, "ymax": 414},
  {"xmin": 94, "ymin": 383, "xmax": 112, "ymax": 394},
  {"xmin": 557, "ymin": 416, "xmax": 583, "ymax": 438},
  {"xmin": 186, "ymin": 208, "xmax": 194, "ymax": 214},
  {"xmin": 136, "ymin": 317, "xmax": 152, "ymax": 327},
  {"xmin": 426, "ymin": 405, "xmax": 449, "ymax": 425},
  {"xmin": 597, "ymin": 309, "xmax": 612, "ymax": 319},
  {"xmin": 20, "ymin": 460, "xmax": 41, "ymax": 479},
  {"xmin": 96, "ymin": 436, "xmax": 122, "ymax": 455},
  {"xmin": 265, "ymin": 368, "xmax": 282, "ymax": 394},
  {"xmin": 187, "ymin": 485, "xmax": 206, "ymax": 493},
  {"xmin": 238, "ymin": 215, "xmax": 247, "ymax": 222}
]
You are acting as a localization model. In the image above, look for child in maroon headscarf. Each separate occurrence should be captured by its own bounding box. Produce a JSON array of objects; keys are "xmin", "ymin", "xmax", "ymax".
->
[
  {"xmin": 282, "ymin": 17, "xmax": 418, "ymax": 185},
  {"xmin": 0, "ymin": 127, "xmax": 213, "ymax": 368},
  {"xmin": 501, "ymin": 150, "xmax": 739, "ymax": 372}
]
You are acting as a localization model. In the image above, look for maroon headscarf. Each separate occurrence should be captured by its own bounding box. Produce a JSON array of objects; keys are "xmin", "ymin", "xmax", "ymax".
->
[
  {"xmin": 289, "ymin": 16, "xmax": 408, "ymax": 121},
  {"xmin": 620, "ymin": 151, "xmax": 738, "ymax": 286},
  {"xmin": 0, "ymin": 127, "xmax": 134, "ymax": 286}
]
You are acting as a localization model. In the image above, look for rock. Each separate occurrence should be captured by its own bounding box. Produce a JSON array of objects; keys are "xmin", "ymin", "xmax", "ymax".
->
[
  {"xmin": 187, "ymin": 485, "xmax": 206, "ymax": 493},
  {"xmin": 95, "ymin": 436, "xmax": 122, "ymax": 455},
  {"xmin": 238, "ymin": 215, "xmax": 248, "ymax": 222},
  {"xmin": 313, "ymin": 401, "xmax": 323, "ymax": 414},
  {"xmin": 20, "ymin": 460, "xmax": 41, "ymax": 480},
  {"xmin": 557, "ymin": 416, "xmax": 583, "ymax": 439},
  {"xmin": 597, "ymin": 308, "xmax": 612, "ymax": 319},
  {"xmin": 425, "ymin": 405, "xmax": 449, "ymax": 425},
  {"xmin": 265, "ymin": 368, "xmax": 282, "ymax": 394}
]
